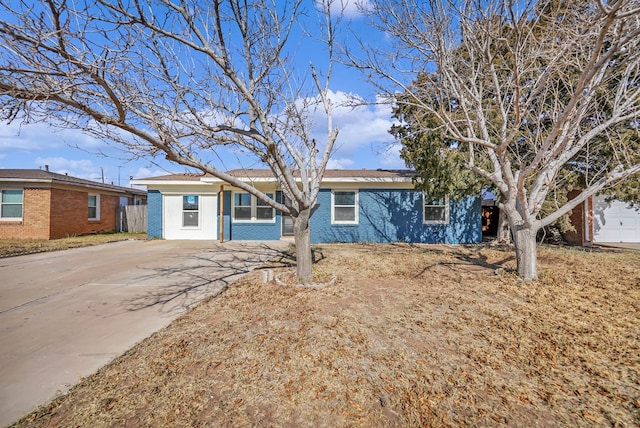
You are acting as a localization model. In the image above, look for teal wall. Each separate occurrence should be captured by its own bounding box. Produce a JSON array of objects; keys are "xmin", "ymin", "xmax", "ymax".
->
[
  {"xmin": 147, "ymin": 190, "xmax": 162, "ymax": 238},
  {"xmin": 310, "ymin": 189, "xmax": 481, "ymax": 244},
  {"xmin": 219, "ymin": 190, "xmax": 282, "ymax": 241},
  {"xmin": 147, "ymin": 187, "xmax": 481, "ymax": 244}
]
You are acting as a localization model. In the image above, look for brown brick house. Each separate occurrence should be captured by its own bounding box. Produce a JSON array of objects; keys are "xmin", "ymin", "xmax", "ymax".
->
[{"xmin": 0, "ymin": 169, "xmax": 146, "ymax": 239}]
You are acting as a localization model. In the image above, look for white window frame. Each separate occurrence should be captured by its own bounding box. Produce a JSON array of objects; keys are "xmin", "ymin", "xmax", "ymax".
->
[
  {"xmin": 331, "ymin": 189, "xmax": 359, "ymax": 225},
  {"xmin": 182, "ymin": 195, "xmax": 200, "ymax": 228},
  {"xmin": 232, "ymin": 192, "xmax": 275, "ymax": 223},
  {"xmin": 423, "ymin": 193, "xmax": 450, "ymax": 225},
  {"xmin": 1, "ymin": 189, "xmax": 24, "ymax": 221},
  {"xmin": 88, "ymin": 194, "xmax": 100, "ymax": 220}
]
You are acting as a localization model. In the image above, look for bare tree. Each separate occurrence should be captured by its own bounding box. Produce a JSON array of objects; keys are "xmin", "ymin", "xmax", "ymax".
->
[
  {"xmin": 0, "ymin": 0, "xmax": 343, "ymax": 282},
  {"xmin": 355, "ymin": 0, "xmax": 640, "ymax": 280}
]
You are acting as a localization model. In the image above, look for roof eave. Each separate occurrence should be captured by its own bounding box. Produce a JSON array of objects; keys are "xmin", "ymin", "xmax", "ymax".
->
[
  {"xmin": 1, "ymin": 177, "xmax": 145, "ymax": 194},
  {"xmin": 131, "ymin": 179, "xmax": 216, "ymax": 186}
]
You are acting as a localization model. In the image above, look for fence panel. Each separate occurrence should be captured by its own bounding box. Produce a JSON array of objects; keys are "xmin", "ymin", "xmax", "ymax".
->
[{"xmin": 117, "ymin": 205, "xmax": 147, "ymax": 233}]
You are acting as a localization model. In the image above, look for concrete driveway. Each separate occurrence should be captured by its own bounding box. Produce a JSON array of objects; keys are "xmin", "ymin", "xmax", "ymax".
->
[
  {"xmin": 0, "ymin": 239, "xmax": 286, "ymax": 427},
  {"xmin": 595, "ymin": 242, "xmax": 640, "ymax": 251}
]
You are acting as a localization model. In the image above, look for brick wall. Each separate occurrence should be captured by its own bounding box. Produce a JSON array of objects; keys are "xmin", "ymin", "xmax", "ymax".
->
[
  {"xmin": 0, "ymin": 187, "xmax": 52, "ymax": 239},
  {"xmin": 1, "ymin": 186, "xmax": 133, "ymax": 239},
  {"xmin": 49, "ymin": 188, "xmax": 119, "ymax": 239},
  {"xmin": 563, "ymin": 189, "xmax": 593, "ymax": 246}
]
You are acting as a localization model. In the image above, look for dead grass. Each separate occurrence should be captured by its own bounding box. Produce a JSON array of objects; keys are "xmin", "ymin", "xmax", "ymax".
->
[
  {"xmin": 12, "ymin": 243, "xmax": 640, "ymax": 427},
  {"xmin": 0, "ymin": 233, "xmax": 147, "ymax": 258}
]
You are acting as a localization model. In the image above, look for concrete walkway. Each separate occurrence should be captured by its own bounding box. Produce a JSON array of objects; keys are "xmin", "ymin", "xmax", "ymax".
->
[
  {"xmin": 595, "ymin": 242, "xmax": 640, "ymax": 251},
  {"xmin": 0, "ymin": 240, "xmax": 286, "ymax": 427}
]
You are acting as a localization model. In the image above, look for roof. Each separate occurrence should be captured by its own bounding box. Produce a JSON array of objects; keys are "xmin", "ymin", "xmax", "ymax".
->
[
  {"xmin": 134, "ymin": 169, "xmax": 416, "ymax": 183},
  {"xmin": 0, "ymin": 169, "xmax": 147, "ymax": 195},
  {"xmin": 228, "ymin": 169, "xmax": 415, "ymax": 179}
]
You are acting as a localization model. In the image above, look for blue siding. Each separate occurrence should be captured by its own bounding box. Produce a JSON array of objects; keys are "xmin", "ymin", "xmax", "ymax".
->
[
  {"xmin": 147, "ymin": 190, "xmax": 163, "ymax": 238},
  {"xmin": 148, "ymin": 187, "xmax": 480, "ymax": 243},
  {"xmin": 219, "ymin": 190, "xmax": 282, "ymax": 241},
  {"xmin": 310, "ymin": 188, "xmax": 481, "ymax": 244}
]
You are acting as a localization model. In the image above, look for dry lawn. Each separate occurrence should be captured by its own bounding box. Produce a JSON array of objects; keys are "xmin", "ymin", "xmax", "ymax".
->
[
  {"xmin": 0, "ymin": 233, "xmax": 146, "ymax": 258},
  {"xmin": 13, "ymin": 243, "xmax": 640, "ymax": 427}
]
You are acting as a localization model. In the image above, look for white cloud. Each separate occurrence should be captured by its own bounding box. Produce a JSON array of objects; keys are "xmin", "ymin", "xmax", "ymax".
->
[
  {"xmin": 378, "ymin": 143, "xmax": 405, "ymax": 168},
  {"xmin": 287, "ymin": 89, "xmax": 406, "ymax": 169},
  {"xmin": 326, "ymin": 0, "xmax": 371, "ymax": 18},
  {"xmin": 132, "ymin": 166, "xmax": 168, "ymax": 180},
  {"xmin": 307, "ymin": 90, "xmax": 397, "ymax": 158},
  {"xmin": 1, "ymin": 89, "xmax": 402, "ymax": 175},
  {"xmin": 33, "ymin": 156, "xmax": 109, "ymax": 182},
  {"xmin": 0, "ymin": 121, "xmax": 63, "ymax": 152},
  {"xmin": 327, "ymin": 157, "xmax": 356, "ymax": 169},
  {"xmin": 0, "ymin": 121, "xmax": 106, "ymax": 171},
  {"xmin": 0, "ymin": 120, "xmax": 106, "ymax": 155},
  {"xmin": 124, "ymin": 166, "xmax": 168, "ymax": 188},
  {"xmin": 35, "ymin": 157, "xmax": 96, "ymax": 173}
]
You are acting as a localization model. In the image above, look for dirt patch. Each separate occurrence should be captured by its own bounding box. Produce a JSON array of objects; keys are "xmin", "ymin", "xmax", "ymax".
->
[
  {"xmin": 13, "ymin": 243, "xmax": 640, "ymax": 427},
  {"xmin": 0, "ymin": 233, "xmax": 147, "ymax": 258}
]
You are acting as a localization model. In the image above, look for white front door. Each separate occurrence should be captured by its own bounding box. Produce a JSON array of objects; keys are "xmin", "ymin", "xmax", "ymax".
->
[{"xmin": 164, "ymin": 194, "xmax": 217, "ymax": 240}]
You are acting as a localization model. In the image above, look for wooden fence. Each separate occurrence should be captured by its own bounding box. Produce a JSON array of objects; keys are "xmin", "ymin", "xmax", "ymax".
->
[{"xmin": 116, "ymin": 205, "xmax": 147, "ymax": 233}]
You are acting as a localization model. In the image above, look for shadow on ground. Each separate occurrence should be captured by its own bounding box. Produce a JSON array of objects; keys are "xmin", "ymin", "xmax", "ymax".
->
[{"xmin": 125, "ymin": 242, "xmax": 291, "ymax": 313}]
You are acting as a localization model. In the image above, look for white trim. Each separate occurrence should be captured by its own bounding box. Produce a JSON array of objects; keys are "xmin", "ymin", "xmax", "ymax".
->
[
  {"xmin": 201, "ymin": 177, "xmax": 270, "ymax": 183},
  {"xmin": 423, "ymin": 194, "xmax": 450, "ymax": 225},
  {"xmin": 131, "ymin": 179, "xmax": 215, "ymax": 187},
  {"xmin": 161, "ymin": 190, "xmax": 218, "ymax": 196},
  {"xmin": 88, "ymin": 194, "xmax": 100, "ymax": 221},
  {"xmin": 181, "ymin": 195, "xmax": 200, "ymax": 229},
  {"xmin": 322, "ymin": 177, "xmax": 413, "ymax": 183},
  {"xmin": 331, "ymin": 189, "xmax": 359, "ymax": 225},
  {"xmin": 0, "ymin": 188, "xmax": 24, "ymax": 221},
  {"xmin": 134, "ymin": 175, "xmax": 416, "ymax": 193},
  {"xmin": 201, "ymin": 176, "xmax": 414, "ymax": 184}
]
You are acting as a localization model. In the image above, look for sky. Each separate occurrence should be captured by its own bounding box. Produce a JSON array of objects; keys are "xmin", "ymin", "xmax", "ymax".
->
[{"xmin": 0, "ymin": 0, "xmax": 408, "ymax": 187}]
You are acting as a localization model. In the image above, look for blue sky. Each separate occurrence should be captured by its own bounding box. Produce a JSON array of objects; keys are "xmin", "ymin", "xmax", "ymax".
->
[{"xmin": 0, "ymin": 0, "xmax": 407, "ymax": 187}]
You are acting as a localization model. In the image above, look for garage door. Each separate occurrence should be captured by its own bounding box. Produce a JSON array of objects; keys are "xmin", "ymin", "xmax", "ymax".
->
[
  {"xmin": 592, "ymin": 195, "xmax": 640, "ymax": 243},
  {"xmin": 164, "ymin": 194, "xmax": 217, "ymax": 240}
]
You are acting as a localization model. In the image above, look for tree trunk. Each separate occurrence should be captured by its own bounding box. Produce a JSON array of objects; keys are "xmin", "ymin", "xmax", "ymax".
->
[
  {"xmin": 292, "ymin": 206, "xmax": 313, "ymax": 283},
  {"xmin": 512, "ymin": 226, "xmax": 539, "ymax": 281},
  {"xmin": 495, "ymin": 208, "xmax": 511, "ymax": 243}
]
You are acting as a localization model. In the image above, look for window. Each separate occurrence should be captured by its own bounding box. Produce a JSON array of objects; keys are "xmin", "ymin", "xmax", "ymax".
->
[
  {"xmin": 332, "ymin": 190, "xmax": 358, "ymax": 224},
  {"xmin": 233, "ymin": 192, "xmax": 275, "ymax": 222},
  {"xmin": 1, "ymin": 189, "xmax": 23, "ymax": 220},
  {"xmin": 256, "ymin": 197, "xmax": 274, "ymax": 220},
  {"xmin": 88, "ymin": 194, "xmax": 100, "ymax": 220},
  {"xmin": 182, "ymin": 195, "xmax": 199, "ymax": 227},
  {"xmin": 423, "ymin": 194, "xmax": 449, "ymax": 224},
  {"xmin": 234, "ymin": 193, "xmax": 252, "ymax": 221}
]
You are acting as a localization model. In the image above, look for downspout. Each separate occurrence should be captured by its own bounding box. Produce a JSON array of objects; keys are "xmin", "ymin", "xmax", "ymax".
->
[{"xmin": 219, "ymin": 185, "xmax": 224, "ymax": 243}]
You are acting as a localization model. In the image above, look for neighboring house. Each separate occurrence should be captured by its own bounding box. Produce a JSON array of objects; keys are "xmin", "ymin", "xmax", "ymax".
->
[
  {"xmin": 131, "ymin": 169, "xmax": 482, "ymax": 244},
  {"xmin": 0, "ymin": 169, "xmax": 147, "ymax": 240},
  {"xmin": 565, "ymin": 189, "xmax": 640, "ymax": 245}
]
